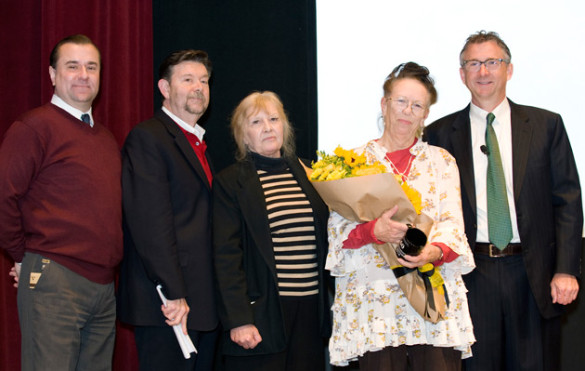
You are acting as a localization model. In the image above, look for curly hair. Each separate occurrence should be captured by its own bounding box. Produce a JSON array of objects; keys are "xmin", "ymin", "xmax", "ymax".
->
[
  {"xmin": 382, "ymin": 62, "xmax": 437, "ymax": 105},
  {"xmin": 381, "ymin": 62, "xmax": 437, "ymax": 138}
]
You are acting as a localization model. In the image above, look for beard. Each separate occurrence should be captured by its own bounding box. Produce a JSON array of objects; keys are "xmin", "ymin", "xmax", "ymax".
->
[{"xmin": 185, "ymin": 91, "xmax": 208, "ymax": 115}]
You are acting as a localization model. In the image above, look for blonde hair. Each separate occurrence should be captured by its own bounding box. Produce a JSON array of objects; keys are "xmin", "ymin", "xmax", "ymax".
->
[{"xmin": 231, "ymin": 91, "xmax": 295, "ymax": 161}]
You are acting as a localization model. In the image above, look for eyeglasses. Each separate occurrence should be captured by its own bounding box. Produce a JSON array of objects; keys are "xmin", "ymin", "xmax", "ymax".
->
[
  {"xmin": 461, "ymin": 58, "xmax": 510, "ymax": 72},
  {"xmin": 387, "ymin": 97, "xmax": 427, "ymax": 117}
]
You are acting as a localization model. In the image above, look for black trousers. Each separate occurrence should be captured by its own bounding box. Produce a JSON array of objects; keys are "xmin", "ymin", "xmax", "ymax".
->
[
  {"xmin": 134, "ymin": 325, "xmax": 219, "ymax": 371},
  {"xmin": 462, "ymin": 254, "xmax": 561, "ymax": 371},
  {"xmin": 223, "ymin": 296, "xmax": 325, "ymax": 371},
  {"xmin": 358, "ymin": 344, "xmax": 461, "ymax": 371}
]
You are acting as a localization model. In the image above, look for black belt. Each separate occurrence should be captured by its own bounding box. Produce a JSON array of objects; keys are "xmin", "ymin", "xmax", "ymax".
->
[{"xmin": 475, "ymin": 243, "xmax": 522, "ymax": 257}]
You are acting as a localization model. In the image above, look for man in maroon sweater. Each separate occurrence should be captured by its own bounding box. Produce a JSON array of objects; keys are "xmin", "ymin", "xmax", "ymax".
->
[{"xmin": 0, "ymin": 34, "xmax": 122, "ymax": 371}]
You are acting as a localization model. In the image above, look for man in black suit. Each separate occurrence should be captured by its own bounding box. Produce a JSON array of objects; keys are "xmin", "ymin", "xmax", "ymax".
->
[
  {"xmin": 425, "ymin": 31, "xmax": 582, "ymax": 371},
  {"xmin": 118, "ymin": 50, "xmax": 218, "ymax": 370}
]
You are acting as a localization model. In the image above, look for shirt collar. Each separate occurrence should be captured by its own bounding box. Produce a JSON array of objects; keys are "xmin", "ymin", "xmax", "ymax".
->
[
  {"xmin": 470, "ymin": 99, "xmax": 510, "ymax": 123},
  {"xmin": 51, "ymin": 94, "xmax": 94, "ymax": 127},
  {"xmin": 162, "ymin": 106, "xmax": 206, "ymax": 141}
]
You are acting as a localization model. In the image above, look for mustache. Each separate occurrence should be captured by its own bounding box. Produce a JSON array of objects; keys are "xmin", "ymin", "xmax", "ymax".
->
[{"xmin": 188, "ymin": 91, "xmax": 205, "ymax": 100}]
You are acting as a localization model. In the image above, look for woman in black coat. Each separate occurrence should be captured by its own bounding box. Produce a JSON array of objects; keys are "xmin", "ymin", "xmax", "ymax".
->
[{"xmin": 213, "ymin": 91, "xmax": 331, "ymax": 371}]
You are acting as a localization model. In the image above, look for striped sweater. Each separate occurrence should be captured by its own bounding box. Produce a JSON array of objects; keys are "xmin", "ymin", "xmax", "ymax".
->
[{"xmin": 252, "ymin": 153, "xmax": 319, "ymax": 297}]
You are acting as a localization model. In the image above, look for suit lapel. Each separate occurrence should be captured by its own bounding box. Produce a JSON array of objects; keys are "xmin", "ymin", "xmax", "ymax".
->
[
  {"xmin": 509, "ymin": 100, "xmax": 532, "ymax": 202},
  {"xmin": 449, "ymin": 106, "xmax": 477, "ymax": 216},
  {"xmin": 157, "ymin": 110, "xmax": 212, "ymax": 190},
  {"xmin": 236, "ymin": 161, "xmax": 278, "ymax": 279},
  {"xmin": 234, "ymin": 157, "xmax": 328, "ymax": 281}
]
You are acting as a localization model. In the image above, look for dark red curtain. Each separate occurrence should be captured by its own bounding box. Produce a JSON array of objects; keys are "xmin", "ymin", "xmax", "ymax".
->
[{"xmin": 0, "ymin": 1, "xmax": 152, "ymax": 369}]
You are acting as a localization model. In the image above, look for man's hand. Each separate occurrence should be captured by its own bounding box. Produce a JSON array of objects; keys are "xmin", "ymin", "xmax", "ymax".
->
[
  {"xmin": 9, "ymin": 263, "xmax": 21, "ymax": 288},
  {"xmin": 551, "ymin": 273, "xmax": 579, "ymax": 305},
  {"xmin": 161, "ymin": 298, "xmax": 190, "ymax": 334},
  {"xmin": 373, "ymin": 206, "xmax": 408, "ymax": 244},
  {"xmin": 230, "ymin": 324, "xmax": 262, "ymax": 349}
]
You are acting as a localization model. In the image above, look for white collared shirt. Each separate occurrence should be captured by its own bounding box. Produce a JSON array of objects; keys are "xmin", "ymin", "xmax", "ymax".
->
[
  {"xmin": 470, "ymin": 99, "xmax": 520, "ymax": 243},
  {"xmin": 51, "ymin": 95, "xmax": 94, "ymax": 127},
  {"xmin": 162, "ymin": 106, "xmax": 205, "ymax": 142}
]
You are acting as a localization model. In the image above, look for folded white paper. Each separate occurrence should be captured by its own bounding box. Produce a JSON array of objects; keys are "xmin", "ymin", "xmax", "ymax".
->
[{"xmin": 156, "ymin": 285, "xmax": 197, "ymax": 359}]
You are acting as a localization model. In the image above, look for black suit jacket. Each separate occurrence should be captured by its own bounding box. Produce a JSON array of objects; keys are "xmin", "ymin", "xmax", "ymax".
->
[
  {"xmin": 213, "ymin": 156, "xmax": 331, "ymax": 356},
  {"xmin": 117, "ymin": 109, "xmax": 218, "ymax": 330},
  {"xmin": 424, "ymin": 99, "xmax": 583, "ymax": 318}
]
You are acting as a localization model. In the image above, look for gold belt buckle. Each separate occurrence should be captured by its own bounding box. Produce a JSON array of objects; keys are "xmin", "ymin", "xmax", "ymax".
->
[{"xmin": 489, "ymin": 244, "xmax": 504, "ymax": 258}]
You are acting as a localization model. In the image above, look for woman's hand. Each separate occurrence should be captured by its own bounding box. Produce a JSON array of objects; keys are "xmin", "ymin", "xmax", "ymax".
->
[
  {"xmin": 373, "ymin": 205, "xmax": 408, "ymax": 244},
  {"xmin": 397, "ymin": 244, "xmax": 443, "ymax": 268},
  {"xmin": 230, "ymin": 324, "xmax": 263, "ymax": 349}
]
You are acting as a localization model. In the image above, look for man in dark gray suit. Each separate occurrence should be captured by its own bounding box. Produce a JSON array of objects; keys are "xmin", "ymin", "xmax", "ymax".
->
[
  {"xmin": 118, "ymin": 50, "xmax": 218, "ymax": 370},
  {"xmin": 425, "ymin": 31, "xmax": 582, "ymax": 371}
]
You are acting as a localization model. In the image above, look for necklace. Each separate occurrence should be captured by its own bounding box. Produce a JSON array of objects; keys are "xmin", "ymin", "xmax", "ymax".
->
[{"xmin": 385, "ymin": 152, "xmax": 414, "ymax": 182}]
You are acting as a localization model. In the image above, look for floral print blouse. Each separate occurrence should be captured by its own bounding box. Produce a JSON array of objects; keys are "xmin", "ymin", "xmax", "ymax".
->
[{"xmin": 326, "ymin": 139, "xmax": 476, "ymax": 366}]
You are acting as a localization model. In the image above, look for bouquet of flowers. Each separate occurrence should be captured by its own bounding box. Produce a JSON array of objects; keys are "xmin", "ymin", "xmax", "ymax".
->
[
  {"xmin": 309, "ymin": 147, "xmax": 386, "ymax": 180},
  {"xmin": 310, "ymin": 146, "xmax": 423, "ymax": 214},
  {"xmin": 305, "ymin": 146, "xmax": 447, "ymax": 323}
]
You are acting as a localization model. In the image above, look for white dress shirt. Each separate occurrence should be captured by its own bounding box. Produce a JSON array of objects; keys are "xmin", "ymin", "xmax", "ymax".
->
[
  {"xmin": 51, "ymin": 94, "xmax": 94, "ymax": 127},
  {"xmin": 162, "ymin": 106, "xmax": 205, "ymax": 142},
  {"xmin": 470, "ymin": 99, "xmax": 520, "ymax": 243}
]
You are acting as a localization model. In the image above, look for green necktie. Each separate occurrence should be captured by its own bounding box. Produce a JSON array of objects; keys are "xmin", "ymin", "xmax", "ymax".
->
[{"xmin": 485, "ymin": 112, "xmax": 513, "ymax": 250}]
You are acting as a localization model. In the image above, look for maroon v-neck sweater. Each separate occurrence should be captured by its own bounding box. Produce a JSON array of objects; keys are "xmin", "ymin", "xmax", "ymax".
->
[{"xmin": 0, "ymin": 104, "xmax": 123, "ymax": 284}]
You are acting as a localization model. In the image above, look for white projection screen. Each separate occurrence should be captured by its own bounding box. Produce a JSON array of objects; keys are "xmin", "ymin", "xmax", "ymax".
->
[{"xmin": 316, "ymin": 0, "xmax": 585, "ymax": 216}]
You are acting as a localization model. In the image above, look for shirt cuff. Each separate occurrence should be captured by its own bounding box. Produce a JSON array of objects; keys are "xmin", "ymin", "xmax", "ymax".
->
[
  {"xmin": 431, "ymin": 242, "xmax": 458, "ymax": 266},
  {"xmin": 342, "ymin": 219, "xmax": 384, "ymax": 249}
]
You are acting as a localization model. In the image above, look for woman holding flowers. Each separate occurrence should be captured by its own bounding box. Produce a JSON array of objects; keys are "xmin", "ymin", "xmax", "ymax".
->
[
  {"xmin": 327, "ymin": 62, "xmax": 475, "ymax": 370},
  {"xmin": 213, "ymin": 91, "xmax": 331, "ymax": 370}
]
